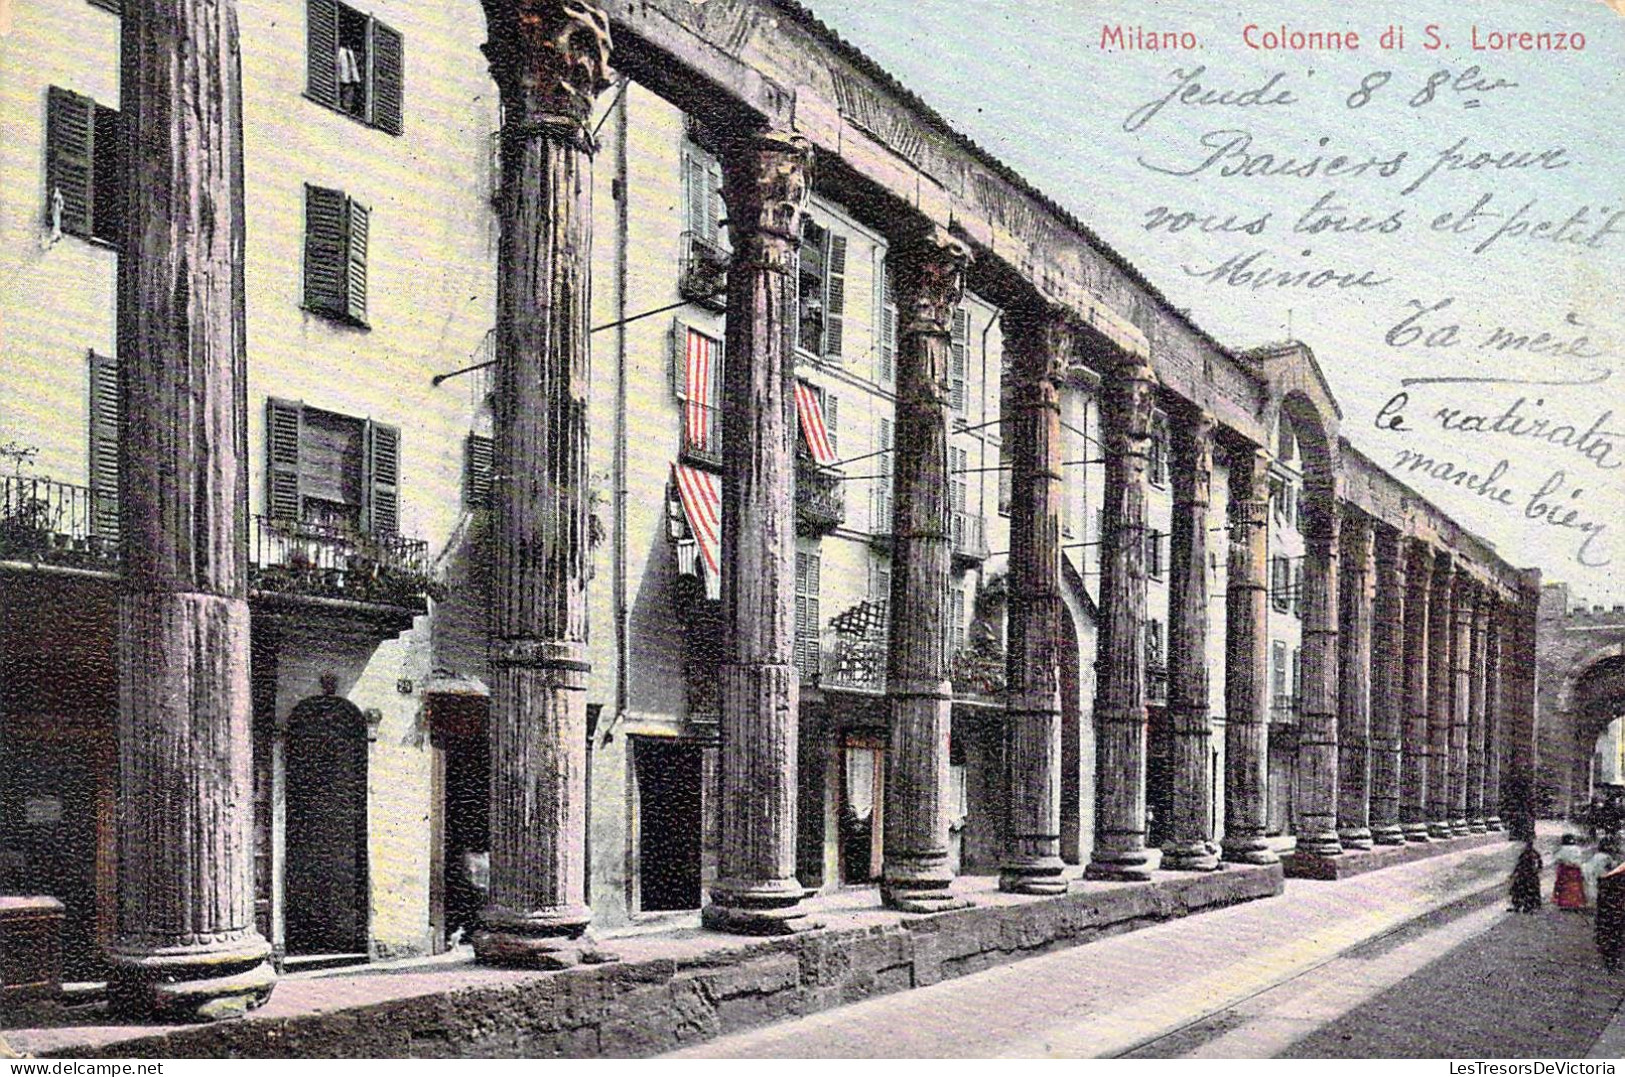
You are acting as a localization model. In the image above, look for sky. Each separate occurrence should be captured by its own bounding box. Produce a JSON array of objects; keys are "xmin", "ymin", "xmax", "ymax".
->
[{"xmin": 803, "ymin": 0, "xmax": 1625, "ymax": 603}]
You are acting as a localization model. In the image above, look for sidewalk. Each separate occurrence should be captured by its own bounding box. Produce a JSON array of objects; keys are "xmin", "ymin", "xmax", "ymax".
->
[{"xmin": 672, "ymin": 830, "xmax": 1545, "ymax": 1058}]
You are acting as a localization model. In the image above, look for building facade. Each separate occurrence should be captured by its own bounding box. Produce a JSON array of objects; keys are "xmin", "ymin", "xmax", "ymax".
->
[{"xmin": 0, "ymin": 0, "xmax": 1542, "ymax": 1014}]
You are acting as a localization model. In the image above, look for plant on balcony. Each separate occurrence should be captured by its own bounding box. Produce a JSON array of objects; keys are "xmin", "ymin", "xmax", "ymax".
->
[
  {"xmin": 951, "ymin": 635, "xmax": 1007, "ymax": 698},
  {"xmin": 0, "ymin": 492, "xmax": 56, "ymax": 562}
]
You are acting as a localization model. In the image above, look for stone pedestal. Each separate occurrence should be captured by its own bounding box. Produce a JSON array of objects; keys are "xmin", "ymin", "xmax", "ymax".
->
[
  {"xmin": 703, "ymin": 131, "xmax": 819, "ymax": 934},
  {"xmin": 1336, "ymin": 513, "xmax": 1374, "ymax": 851},
  {"xmin": 108, "ymin": 0, "xmax": 274, "ymax": 1020},
  {"xmin": 1222, "ymin": 449, "xmax": 1278, "ymax": 866},
  {"xmin": 1000, "ymin": 308, "xmax": 1071, "ymax": 895},
  {"xmin": 1368, "ymin": 529, "xmax": 1407, "ymax": 845},
  {"xmin": 477, "ymin": 1, "xmax": 613, "ymax": 967},
  {"xmin": 1400, "ymin": 542, "xmax": 1434, "ymax": 843},
  {"xmin": 1084, "ymin": 348, "xmax": 1158, "ymax": 884},
  {"xmin": 1162, "ymin": 409, "xmax": 1219, "ymax": 872},
  {"xmin": 882, "ymin": 227, "xmax": 973, "ymax": 914}
]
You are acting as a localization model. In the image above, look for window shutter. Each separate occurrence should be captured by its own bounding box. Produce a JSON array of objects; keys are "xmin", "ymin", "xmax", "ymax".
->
[
  {"xmin": 364, "ymin": 420, "xmax": 400, "ymax": 535},
  {"xmin": 795, "ymin": 551, "xmax": 822, "ymax": 677},
  {"xmin": 823, "ymin": 393, "xmax": 838, "ymax": 456},
  {"xmin": 87, "ymin": 352, "xmax": 121, "ymax": 540},
  {"xmin": 872, "ymin": 561, "xmax": 891, "ymax": 624},
  {"xmin": 878, "ymin": 267, "xmax": 897, "ymax": 384},
  {"xmin": 47, "ymin": 86, "xmax": 96, "ymax": 238},
  {"xmin": 267, "ymin": 398, "xmax": 305, "ymax": 520},
  {"xmin": 998, "ymin": 441, "xmax": 1012, "ymax": 516},
  {"xmin": 875, "ymin": 417, "xmax": 893, "ymax": 533},
  {"xmin": 91, "ymin": 105, "xmax": 124, "ymax": 246},
  {"xmin": 306, "ymin": 0, "xmax": 340, "ymax": 110},
  {"xmin": 707, "ymin": 159, "xmax": 725, "ymax": 249},
  {"xmin": 824, "ymin": 232, "xmax": 847, "ymax": 359},
  {"xmin": 950, "ymin": 307, "xmax": 969, "ymax": 413},
  {"xmin": 303, "ymin": 184, "xmax": 348, "ymax": 318},
  {"xmin": 370, "ymin": 18, "xmax": 404, "ymax": 136},
  {"xmin": 465, "ymin": 433, "xmax": 494, "ymax": 508},
  {"xmin": 346, "ymin": 198, "xmax": 369, "ymax": 325},
  {"xmin": 951, "ymin": 446, "xmax": 968, "ymax": 514}
]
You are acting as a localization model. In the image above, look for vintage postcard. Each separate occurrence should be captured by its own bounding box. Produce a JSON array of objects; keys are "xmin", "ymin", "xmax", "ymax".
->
[{"xmin": 0, "ymin": 0, "xmax": 1621, "ymax": 1063}]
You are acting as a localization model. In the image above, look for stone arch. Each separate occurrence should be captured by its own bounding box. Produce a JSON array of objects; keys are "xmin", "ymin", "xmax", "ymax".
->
[
  {"xmin": 1564, "ymin": 654, "xmax": 1625, "ymax": 807},
  {"xmin": 283, "ymin": 694, "xmax": 371, "ymax": 958}
]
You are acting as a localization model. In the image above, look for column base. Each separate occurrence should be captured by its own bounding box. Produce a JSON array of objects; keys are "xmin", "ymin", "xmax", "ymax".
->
[
  {"xmin": 1402, "ymin": 822, "xmax": 1433, "ymax": 842},
  {"xmin": 1221, "ymin": 836, "xmax": 1280, "ymax": 866},
  {"xmin": 999, "ymin": 854, "xmax": 1070, "ymax": 894},
  {"xmin": 1485, "ymin": 816, "xmax": 1504, "ymax": 832},
  {"xmin": 1083, "ymin": 849, "xmax": 1153, "ymax": 883},
  {"xmin": 1338, "ymin": 827, "xmax": 1374, "ymax": 851},
  {"xmin": 474, "ymin": 904, "xmax": 606, "ymax": 970},
  {"xmin": 1427, "ymin": 821, "xmax": 1454, "ymax": 839},
  {"xmin": 703, "ymin": 877, "xmax": 818, "ymax": 935},
  {"xmin": 108, "ymin": 938, "xmax": 276, "ymax": 1023},
  {"xmin": 1161, "ymin": 841, "xmax": 1221, "ymax": 872},
  {"xmin": 1468, "ymin": 818, "xmax": 1488, "ymax": 833},
  {"xmin": 880, "ymin": 882, "xmax": 973, "ymax": 914},
  {"xmin": 1371, "ymin": 823, "xmax": 1407, "ymax": 846},
  {"xmin": 1450, "ymin": 819, "xmax": 1471, "ymax": 837},
  {"xmin": 1296, "ymin": 832, "xmax": 1344, "ymax": 858}
]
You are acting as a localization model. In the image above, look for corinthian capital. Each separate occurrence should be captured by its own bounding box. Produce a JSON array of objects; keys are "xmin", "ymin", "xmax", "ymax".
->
[
  {"xmin": 487, "ymin": 0, "xmax": 612, "ymax": 144},
  {"xmin": 1004, "ymin": 305, "xmax": 1075, "ymax": 389},
  {"xmin": 1105, "ymin": 350, "xmax": 1159, "ymax": 447},
  {"xmin": 721, "ymin": 131, "xmax": 814, "ymax": 270},
  {"xmin": 896, "ymin": 225, "xmax": 971, "ymax": 336}
]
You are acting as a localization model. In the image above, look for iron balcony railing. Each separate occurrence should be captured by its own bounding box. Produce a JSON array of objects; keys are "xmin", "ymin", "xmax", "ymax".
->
[
  {"xmin": 0, "ymin": 475, "xmax": 118, "ymax": 571},
  {"xmin": 795, "ymin": 458, "xmax": 845, "ymax": 534},
  {"xmin": 678, "ymin": 231, "xmax": 729, "ymax": 311},
  {"xmin": 680, "ymin": 400, "xmax": 724, "ymax": 469},
  {"xmin": 822, "ymin": 635, "xmax": 888, "ymax": 694},
  {"xmin": 952, "ymin": 510, "xmax": 989, "ymax": 563},
  {"xmin": 250, "ymin": 515, "xmax": 432, "ymax": 609}
]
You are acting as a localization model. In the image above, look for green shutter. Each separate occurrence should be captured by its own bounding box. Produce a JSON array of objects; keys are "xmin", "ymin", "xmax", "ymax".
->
[
  {"xmin": 267, "ymin": 398, "xmax": 304, "ymax": 520},
  {"xmin": 306, "ymin": 0, "xmax": 340, "ymax": 109},
  {"xmin": 465, "ymin": 433, "xmax": 493, "ymax": 508},
  {"xmin": 364, "ymin": 420, "xmax": 400, "ymax": 535},
  {"xmin": 346, "ymin": 198, "xmax": 369, "ymax": 325},
  {"xmin": 87, "ymin": 352, "xmax": 120, "ymax": 540},
  {"xmin": 824, "ymin": 232, "xmax": 847, "ymax": 358},
  {"xmin": 823, "ymin": 393, "xmax": 837, "ymax": 456},
  {"xmin": 303, "ymin": 184, "xmax": 348, "ymax": 317},
  {"xmin": 46, "ymin": 86, "xmax": 96, "ymax": 238},
  {"xmin": 875, "ymin": 417, "xmax": 893, "ymax": 532},
  {"xmin": 370, "ymin": 18, "xmax": 404, "ymax": 135},
  {"xmin": 950, "ymin": 307, "xmax": 969, "ymax": 413}
]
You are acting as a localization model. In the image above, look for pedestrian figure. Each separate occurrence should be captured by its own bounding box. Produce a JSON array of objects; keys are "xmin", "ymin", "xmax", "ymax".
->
[
  {"xmin": 1555, "ymin": 834, "xmax": 1590, "ymax": 910},
  {"xmin": 1597, "ymin": 859, "xmax": 1625, "ymax": 972},
  {"xmin": 1509, "ymin": 841, "xmax": 1543, "ymax": 913}
]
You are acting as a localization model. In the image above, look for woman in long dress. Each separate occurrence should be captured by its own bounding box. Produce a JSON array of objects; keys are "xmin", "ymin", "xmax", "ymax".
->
[
  {"xmin": 1554, "ymin": 834, "xmax": 1590, "ymax": 910},
  {"xmin": 1509, "ymin": 842, "xmax": 1543, "ymax": 913}
]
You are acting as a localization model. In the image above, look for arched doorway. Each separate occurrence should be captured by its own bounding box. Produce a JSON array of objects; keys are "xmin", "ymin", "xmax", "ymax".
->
[
  {"xmin": 284, "ymin": 694, "xmax": 370, "ymax": 958},
  {"xmin": 1573, "ymin": 657, "xmax": 1625, "ymax": 828}
]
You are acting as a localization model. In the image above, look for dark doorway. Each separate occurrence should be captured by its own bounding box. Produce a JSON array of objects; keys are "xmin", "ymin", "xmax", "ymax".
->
[
  {"xmin": 635, "ymin": 737, "xmax": 703, "ymax": 912},
  {"xmin": 429, "ymin": 693, "xmax": 489, "ymax": 947},
  {"xmin": 840, "ymin": 733, "xmax": 885, "ymax": 884},
  {"xmin": 284, "ymin": 695, "xmax": 369, "ymax": 957},
  {"xmin": 1146, "ymin": 706, "xmax": 1173, "ymax": 847},
  {"xmin": 1267, "ymin": 722, "xmax": 1298, "ymax": 836}
]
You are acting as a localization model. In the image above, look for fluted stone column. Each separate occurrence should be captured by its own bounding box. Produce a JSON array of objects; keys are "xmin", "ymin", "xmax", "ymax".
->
[
  {"xmin": 702, "ymin": 131, "xmax": 817, "ymax": 934},
  {"xmin": 1368, "ymin": 528, "xmax": 1407, "ymax": 845},
  {"xmin": 1336, "ymin": 512, "xmax": 1374, "ymax": 850},
  {"xmin": 1222, "ymin": 448, "xmax": 1278, "ymax": 865},
  {"xmin": 1426, "ymin": 553, "xmax": 1455, "ymax": 839},
  {"xmin": 1467, "ymin": 587, "xmax": 1490, "ymax": 832},
  {"xmin": 882, "ymin": 226, "xmax": 973, "ymax": 913},
  {"xmin": 477, "ymin": 0, "xmax": 612, "ymax": 968},
  {"xmin": 1084, "ymin": 347, "xmax": 1158, "ymax": 883},
  {"xmin": 1401, "ymin": 542, "xmax": 1434, "ymax": 842},
  {"xmin": 1000, "ymin": 308, "xmax": 1071, "ymax": 895},
  {"xmin": 110, "ymin": 0, "xmax": 275, "ymax": 1019},
  {"xmin": 1449, "ymin": 569, "xmax": 1474, "ymax": 835},
  {"xmin": 1163, "ymin": 408, "xmax": 1219, "ymax": 872},
  {"xmin": 1295, "ymin": 487, "xmax": 1342, "ymax": 859},
  {"xmin": 1484, "ymin": 598, "xmax": 1505, "ymax": 831}
]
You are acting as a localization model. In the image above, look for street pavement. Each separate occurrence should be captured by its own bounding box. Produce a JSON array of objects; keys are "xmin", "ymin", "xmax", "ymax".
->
[{"xmin": 669, "ymin": 832, "xmax": 1625, "ymax": 1058}]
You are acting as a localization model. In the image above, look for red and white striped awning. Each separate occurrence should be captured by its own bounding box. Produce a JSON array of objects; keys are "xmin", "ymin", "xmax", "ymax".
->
[
  {"xmin": 794, "ymin": 381, "xmax": 838, "ymax": 466},
  {"xmin": 671, "ymin": 462, "xmax": 721, "ymax": 600},
  {"xmin": 683, "ymin": 327, "xmax": 718, "ymax": 447}
]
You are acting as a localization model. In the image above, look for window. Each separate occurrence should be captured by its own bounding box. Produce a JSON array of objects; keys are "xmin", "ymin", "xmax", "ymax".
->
[
  {"xmin": 1148, "ymin": 415, "xmax": 1169, "ymax": 487},
  {"xmin": 876, "ymin": 264, "xmax": 897, "ymax": 385},
  {"xmin": 950, "ymin": 308, "xmax": 969, "ymax": 414},
  {"xmin": 1271, "ymin": 478, "xmax": 1286, "ymax": 524},
  {"xmin": 303, "ymin": 184, "xmax": 370, "ymax": 326},
  {"xmin": 795, "ymin": 551, "xmax": 822, "ymax": 679},
  {"xmin": 45, "ymin": 87, "xmax": 123, "ymax": 246},
  {"xmin": 797, "ymin": 382, "xmax": 838, "ymax": 458},
  {"xmin": 464, "ymin": 433, "xmax": 494, "ymax": 508},
  {"xmin": 1146, "ymin": 619, "xmax": 1165, "ymax": 670},
  {"xmin": 1272, "ymin": 640, "xmax": 1289, "ymax": 706},
  {"xmin": 1271, "ymin": 555, "xmax": 1292, "ymax": 613},
  {"xmin": 87, "ymin": 352, "xmax": 121, "ymax": 540},
  {"xmin": 797, "ymin": 218, "xmax": 847, "ymax": 359},
  {"xmin": 950, "ymin": 446, "xmax": 969, "ymax": 522},
  {"xmin": 674, "ymin": 324, "xmax": 724, "ymax": 465},
  {"xmin": 1292, "ymin": 561, "xmax": 1304, "ymax": 619},
  {"xmin": 949, "ymin": 584, "xmax": 966, "ymax": 657},
  {"xmin": 874, "ymin": 417, "xmax": 894, "ymax": 534},
  {"xmin": 1292, "ymin": 647, "xmax": 1302, "ymax": 710},
  {"xmin": 870, "ymin": 558, "xmax": 892, "ymax": 627},
  {"xmin": 306, "ymin": 0, "xmax": 404, "ymax": 134},
  {"xmin": 266, "ymin": 399, "xmax": 400, "ymax": 534},
  {"xmin": 679, "ymin": 142, "xmax": 727, "ymax": 310},
  {"xmin": 1147, "ymin": 528, "xmax": 1164, "ymax": 580},
  {"xmin": 997, "ymin": 440, "xmax": 1012, "ymax": 517}
]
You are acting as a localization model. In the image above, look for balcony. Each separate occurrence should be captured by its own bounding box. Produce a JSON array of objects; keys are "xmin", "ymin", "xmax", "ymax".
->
[
  {"xmin": 0, "ymin": 476, "xmax": 118, "ymax": 573},
  {"xmin": 1271, "ymin": 693, "xmax": 1299, "ymax": 724},
  {"xmin": 678, "ymin": 231, "xmax": 729, "ymax": 312},
  {"xmin": 822, "ymin": 635, "xmax": 888, "ymax": 694},
  {"xmin": 249, "ymin": 516, "xmax": 432, "ymax": 614},
  {"xmin": 796, "ymin": 458, "xmax": 845, "ymax": 535},
  {"xmin": 1146, "ymin": 664, "xmax": 1169, "ymax": 708},
  {"xmin": 680, "ymin": 401, "xmax": 723, "ymax": 470},
  {"xmin": 950, "ymin": 642, "xmax": 1007, "ymax": 701},
  {"xmin": 951, "ymin": 510, "xmax": 989, "ymax": 566}
]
